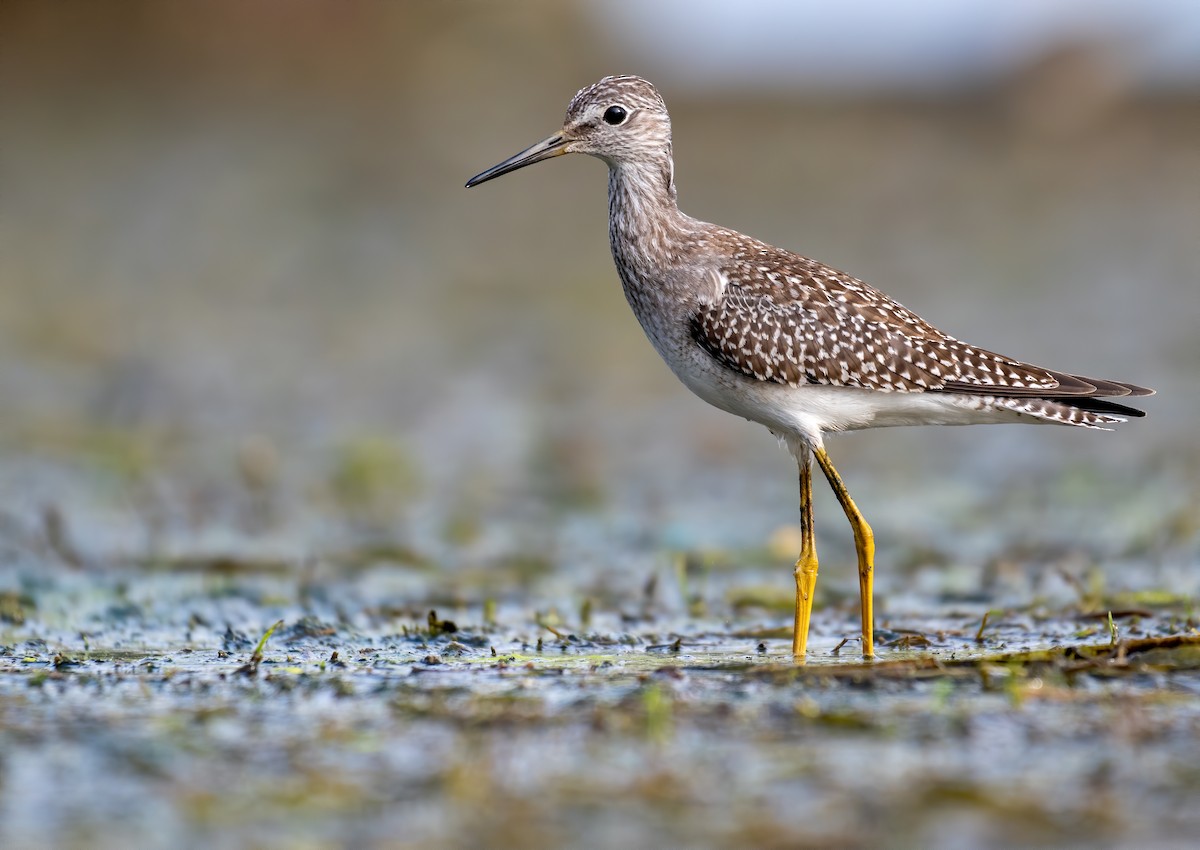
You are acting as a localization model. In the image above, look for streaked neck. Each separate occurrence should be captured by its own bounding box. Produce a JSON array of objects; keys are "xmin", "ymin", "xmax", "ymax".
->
[{"xmin": 607, "ymin": 156, "xmax": 685, "ymax": 274}]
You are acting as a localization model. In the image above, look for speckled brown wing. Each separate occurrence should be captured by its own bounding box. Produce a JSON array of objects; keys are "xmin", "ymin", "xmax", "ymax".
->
[{"xmin": 689, "ymin": 252, "xmax": 1153, "ymax": 404}]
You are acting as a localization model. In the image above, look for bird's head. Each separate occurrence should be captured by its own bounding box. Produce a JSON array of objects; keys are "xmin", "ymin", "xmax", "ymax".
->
[{"xmin": 466, "ymin": 75, "xmax": 672, "ymax": 187}]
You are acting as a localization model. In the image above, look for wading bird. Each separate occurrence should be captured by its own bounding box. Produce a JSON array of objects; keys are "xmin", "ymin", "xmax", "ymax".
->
[{"xmin": 466, "ymin": 76, "xmax": 1152, "ymax": 660}]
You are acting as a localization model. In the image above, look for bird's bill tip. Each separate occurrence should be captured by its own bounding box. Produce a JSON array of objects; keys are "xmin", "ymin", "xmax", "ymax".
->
[{"xmin": 465, "ymin": 134, "xmax": 567, "ymax": 188}]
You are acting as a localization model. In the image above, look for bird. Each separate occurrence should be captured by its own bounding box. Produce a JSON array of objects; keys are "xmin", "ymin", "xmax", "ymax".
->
[{"xmin": 465, "ymin": 75, "xmax": 1153, "ymax": 661}]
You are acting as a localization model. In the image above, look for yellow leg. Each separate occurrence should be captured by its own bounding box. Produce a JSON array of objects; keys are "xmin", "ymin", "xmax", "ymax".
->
[
  {"xmin": 814, "ymin": 447, "xmax": 875, "ymax": 659},
  {"xmin": 792, "ymin": 449, "xmax": 818, "ymax": 661}
]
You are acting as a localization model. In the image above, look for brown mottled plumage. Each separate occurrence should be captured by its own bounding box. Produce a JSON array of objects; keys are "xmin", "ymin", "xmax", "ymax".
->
[
  {"xmin": 466, "ymin": 75, "xmax": 1153, "ymax": 660},
  {"xmin": 687, "ymin": 242, "xmax": 1151, "ymax": 425}
]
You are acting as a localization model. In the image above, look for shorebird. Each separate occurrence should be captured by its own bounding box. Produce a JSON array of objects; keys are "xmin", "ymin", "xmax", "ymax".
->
[{"xmin": 465, "ymin": 75, "xmax": 1153, "ymax": 660}]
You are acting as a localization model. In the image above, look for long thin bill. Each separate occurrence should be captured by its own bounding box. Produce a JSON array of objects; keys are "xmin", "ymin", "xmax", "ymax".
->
[{"xmin": 465, "ymin": 134, "xmax": 567, "ymax": 188}]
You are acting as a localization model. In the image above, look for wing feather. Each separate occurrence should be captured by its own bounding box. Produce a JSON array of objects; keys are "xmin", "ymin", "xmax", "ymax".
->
[{"xmin": 688, "ymin": 251, "xmax": 1152, "ymax": 405}]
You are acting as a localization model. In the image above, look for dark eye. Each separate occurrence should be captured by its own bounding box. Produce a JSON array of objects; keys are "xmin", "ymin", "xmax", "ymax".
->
[{"xmin": 603, "ymin": 105, "xmax": 627, "ymax": 126}]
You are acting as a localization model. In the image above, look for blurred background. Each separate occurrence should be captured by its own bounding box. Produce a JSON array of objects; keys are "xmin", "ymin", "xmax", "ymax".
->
[{"xmin": 1, "ymin": 0, "xmax": 1197, "ymax": 603}]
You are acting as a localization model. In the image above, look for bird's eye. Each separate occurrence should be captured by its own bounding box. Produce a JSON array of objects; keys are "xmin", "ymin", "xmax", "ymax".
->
[{"xmin": 603, "ymin": 105, "xmax": 628, "ymax": 126}]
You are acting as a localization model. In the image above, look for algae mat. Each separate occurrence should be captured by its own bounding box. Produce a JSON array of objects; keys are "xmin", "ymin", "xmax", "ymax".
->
[{"xmin": 2, "ymin": 569, "xmax": 1199, "ymax": 850}]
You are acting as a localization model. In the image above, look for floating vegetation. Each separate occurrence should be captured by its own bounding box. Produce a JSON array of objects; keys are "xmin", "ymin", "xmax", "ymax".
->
[{"xmin": 2, "ymin": 555, "xmax": 1198, "ymax": 849}]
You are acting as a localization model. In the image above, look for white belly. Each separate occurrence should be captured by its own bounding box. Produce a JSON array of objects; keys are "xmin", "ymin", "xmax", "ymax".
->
[{"xmin": 655, "ymin": 339, "xmax": 1032, "ymax": 449}]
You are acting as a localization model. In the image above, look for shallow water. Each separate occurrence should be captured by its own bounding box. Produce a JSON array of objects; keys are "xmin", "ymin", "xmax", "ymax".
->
[{"xmin": 3, "ymin": 561, "xmax": 1200, "ymax": 850}]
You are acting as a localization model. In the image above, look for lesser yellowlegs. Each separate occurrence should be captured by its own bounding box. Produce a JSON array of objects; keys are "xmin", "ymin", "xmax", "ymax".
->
[{"xmin": 466, "ymin": 75, "xmax": 1153, "ymax": 660}]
